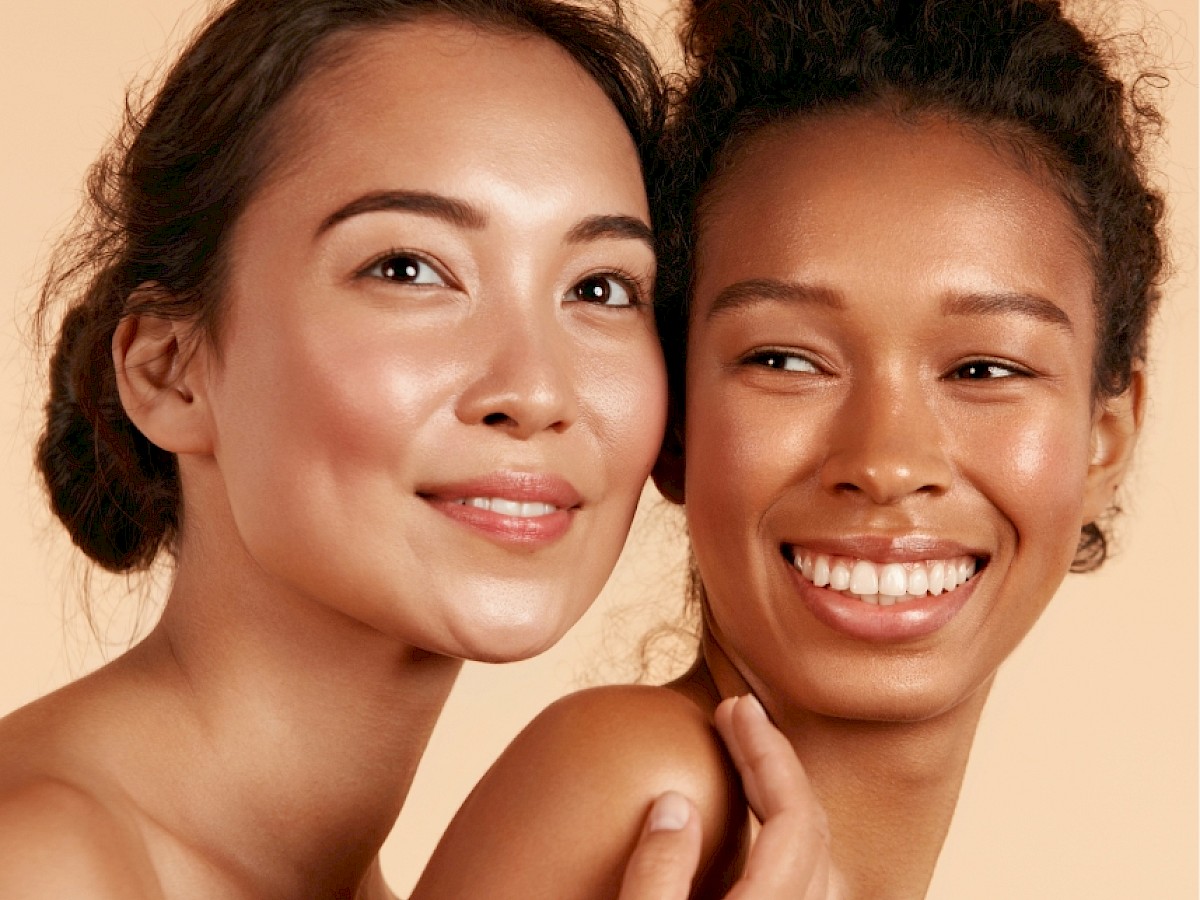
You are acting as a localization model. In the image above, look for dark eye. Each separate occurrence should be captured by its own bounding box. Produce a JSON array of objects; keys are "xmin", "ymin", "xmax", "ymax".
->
[
  {"xmin": 749, "ymin": 351, "xmax": 820, "ymax": 374},
  {"xmin": 951, "ymin": 360, "xmax": 1023, "ymax": 380},
  {"xmin": 365, "ymin": 254, "xmax": 446, "ymax": 286},
  {"xmin": 571, "ymin": 275, "xmax": 636, "ymax": 307}
]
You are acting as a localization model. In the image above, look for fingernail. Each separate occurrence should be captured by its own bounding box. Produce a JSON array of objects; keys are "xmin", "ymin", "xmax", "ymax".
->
[
  {"xmin": 742, "ymin": 693, "xmax": 766, "ymax": 720},
  {"xmin": 648, "ymin": 790, "xmax": 691, "ymax": 832}
]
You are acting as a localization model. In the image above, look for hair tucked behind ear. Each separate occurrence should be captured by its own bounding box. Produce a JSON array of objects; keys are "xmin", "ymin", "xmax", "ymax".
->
[
  {"xmin": 656, "ymin": 0, "xmax": 1167, "ymax": 572},
  {"xmin": 35, "ymin": 0, "xmax": 665, "ymax": 575}
]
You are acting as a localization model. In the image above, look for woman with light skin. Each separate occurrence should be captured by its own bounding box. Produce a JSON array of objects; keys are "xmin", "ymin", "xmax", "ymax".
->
[
  {"xmin": 413, "ymin": 0, "xmax": 1166, "ymax": 897},
  {"xmin": 0, "ymin": 0, "xmax": 818, "ymax": 895}
]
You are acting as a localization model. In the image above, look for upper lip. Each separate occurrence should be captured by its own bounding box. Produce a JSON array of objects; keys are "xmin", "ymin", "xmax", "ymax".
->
[
  {"xmin": 417, "ymin": 471, "xmax": 583, "ymax": 509},
  {"xmin": 782, "ymin": 535, "xmax": 988, "ymax": 564}
]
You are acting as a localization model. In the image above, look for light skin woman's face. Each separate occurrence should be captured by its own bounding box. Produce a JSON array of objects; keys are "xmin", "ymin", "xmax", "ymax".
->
[
  {"xmin": 680, "ymin": 110, "xmax": 1133, "ymax": 723},
  {"xmin": 189, "ymin": 18, "xmax": 666, "ymax": 661}
]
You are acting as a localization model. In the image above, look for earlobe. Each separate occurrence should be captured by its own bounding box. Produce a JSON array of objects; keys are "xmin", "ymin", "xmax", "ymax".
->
[
  {"xmin": 113, "ymin": 308, "xmax": 213, "ymax": 456},
  {"xmin": 1081, "ymin": 368, "xmax": 1145, "ymax": 524}
]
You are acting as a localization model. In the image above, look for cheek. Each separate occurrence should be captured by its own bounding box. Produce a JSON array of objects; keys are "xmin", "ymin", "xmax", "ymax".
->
[
  {"xmin": 215, "ymin": 315, "xmax": 459, "ymax": 491},
  {"xmin": 580, "ymin": 333, "xmax": 668, "ymax": 482},
  {"xmin": 961, "ymin": 405, "xmax": 1092, "ymax": 543},
  {"xmin": 299, "ymin": 331, "xmax": 456, "ymax": 467},
  {"xmin": 683, "ymin": 381, "xmax": 794, "ymax": 546}
]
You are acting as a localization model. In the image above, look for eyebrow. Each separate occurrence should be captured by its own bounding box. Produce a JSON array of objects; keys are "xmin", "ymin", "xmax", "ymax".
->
[
  {"xmin": 316, "ymin": 190, "xmax": 487, "ymax": 236},
  {"xmin": 315, "ymin": 192, "xmax": 653, "ymax": 253},
  {"xmin": 565, "ymin": 214, "xmax": 654, "ymax": 250},
  {"xmin": 942, "ymin": 291, "xmax": 1074, "ymax": 333},
  {"xmin": 705, "ymin": 278, "xmax": 843, "ymax": 321},
  {"xmin": 705, "ymin": 279, "xmax": 1075, "ymax": 333}
]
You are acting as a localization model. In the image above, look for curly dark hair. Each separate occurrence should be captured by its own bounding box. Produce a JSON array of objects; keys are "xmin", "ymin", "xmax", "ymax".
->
[
  {"xmin": 35, "ymin": 0, "xmax": 666, "ymax": 574},
  {"xmin": 654, "ymin": 0, "xmax": 1167, "ymax": 571}
]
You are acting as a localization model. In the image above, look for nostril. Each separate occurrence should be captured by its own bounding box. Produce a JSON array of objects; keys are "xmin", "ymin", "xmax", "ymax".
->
[{"xmin": 483, "ymin": 412, "xmax": 513, "ymax": 426}]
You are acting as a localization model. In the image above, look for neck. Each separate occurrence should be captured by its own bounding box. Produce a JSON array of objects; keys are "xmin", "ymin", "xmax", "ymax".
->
[
  {"xmin": 699, "ymin": 640, "xmax": 989, "ymax": 900},
  {"xmin": 109, "ymin": 530, "xmax": 462, "ymax": 899}
]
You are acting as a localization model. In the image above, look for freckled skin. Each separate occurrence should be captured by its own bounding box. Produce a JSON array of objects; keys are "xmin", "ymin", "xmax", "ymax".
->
[{"xmin": 683, "ymin": 110, "xmax": 1103, "ymax": 724}]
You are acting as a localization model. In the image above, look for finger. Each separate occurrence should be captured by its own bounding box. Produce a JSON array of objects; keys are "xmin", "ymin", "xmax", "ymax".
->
[
  {"xmin": 715, "ymin": 695, "xmax": 825, "ymax": 827},
  {"xmin": 714, "ymin": 696, "xmax": 833, "ymax": 897},
  {"xmin": 617, "ymin": 791, "xmax": 704, "ymax": 900}
]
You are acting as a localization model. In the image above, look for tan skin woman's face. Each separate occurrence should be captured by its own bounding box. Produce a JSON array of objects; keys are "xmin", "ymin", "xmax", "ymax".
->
[
  {"xmin": 682, "ymin": 110, "xmax": 1128, "ymax": 723},
  {"xmin": 193, "ymin": 19, "xmax": 666, "ymax": 661}
]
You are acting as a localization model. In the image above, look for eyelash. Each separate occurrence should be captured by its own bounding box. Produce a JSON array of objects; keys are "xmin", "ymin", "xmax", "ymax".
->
[
  {"xmin": 356, "ymin": 249, "xmax": 454, "ymax": 287},
  {"xmin": 741, "ymin": 351, "xmax": 1036, "ymax": 382},
  {"xmin": 947, "ymin": 359, "xmax": 1034, "ymax": 380},
  {"xmin": 742, "ymin": 348, "xmax": 822, "ymax": 374},
  {"xmin": 356, "ymin": 252, "xmax": 649, "ymax": 309},
  {"xmin": 570, "ymin": 270, "xmax": 650, "ymax": 309}
]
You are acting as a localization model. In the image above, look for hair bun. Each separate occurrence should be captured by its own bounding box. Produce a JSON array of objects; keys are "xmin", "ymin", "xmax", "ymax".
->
[{"xmin": 37, "ymin": 303, "xmax": 178, "ymax": 573}]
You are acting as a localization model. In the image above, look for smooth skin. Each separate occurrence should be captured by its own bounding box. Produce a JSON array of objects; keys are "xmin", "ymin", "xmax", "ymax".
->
[
  {"xmin": 413, "ymin": 108, "xmax": 1140, "ymax": 899},
  {"xmin": 0, "ymin": 18, "xmax": 671, "ymax": 898}
]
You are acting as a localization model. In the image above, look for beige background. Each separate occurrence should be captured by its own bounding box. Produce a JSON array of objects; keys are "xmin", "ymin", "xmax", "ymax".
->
[{"xmin": 1, "ymin": 1, "xmax": 1194, "ymax": 897}]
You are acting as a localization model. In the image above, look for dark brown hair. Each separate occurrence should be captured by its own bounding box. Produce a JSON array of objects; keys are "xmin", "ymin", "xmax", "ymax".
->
[
  {"xmin": 655, "ymin": 0, "xmax": 1167, "ymax": 570},
  {"xmin": 36, "ymin": 0, "xmax": 666, "ymax": 573}
]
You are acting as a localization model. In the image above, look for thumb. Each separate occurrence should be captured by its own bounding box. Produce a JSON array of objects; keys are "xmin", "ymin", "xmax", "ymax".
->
[{"xmin": 617, "ymin": 791, "xmax": 703, "ymax": 900}]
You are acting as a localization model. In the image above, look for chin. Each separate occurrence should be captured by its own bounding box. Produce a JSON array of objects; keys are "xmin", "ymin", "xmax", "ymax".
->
[
  {"xmin": 803, "ymin": 670, "xmax": 993, "ymax": 724},
  {"xmin": 440, "ymin": 595, "xmax": 578, "ymax": 664}
]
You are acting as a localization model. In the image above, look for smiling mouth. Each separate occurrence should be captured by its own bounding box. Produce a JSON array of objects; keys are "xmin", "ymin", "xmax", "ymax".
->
[
  {"xmin": 786, "ymin": 546, "xmax": 983, "ymax": 606},
  {"xmin": 452, "ymin": 497, "xmax": 562, "ymax": 518}
]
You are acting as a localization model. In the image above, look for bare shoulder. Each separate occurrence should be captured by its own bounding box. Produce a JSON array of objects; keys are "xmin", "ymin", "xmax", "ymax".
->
[
  {"xmin": 0, "ymin": 777, "xmax": 161, "ymax": 898},
  {"xmin": 0, "ymin": 682, "xmax": 163, "ymax": 898},
  {"xmin": 516, "ymin": 685, "xmax": 732, "ymax": 795},
  {"xmin": 413, "ymin": 685, "xmax": 747, "ymax": 900}
]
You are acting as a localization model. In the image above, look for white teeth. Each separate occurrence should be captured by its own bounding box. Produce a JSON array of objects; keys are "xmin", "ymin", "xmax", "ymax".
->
[
  {"xmin": 944, "ymin": 565, "xmax": 959, "ymax": 592},
  {"xmin": 849, "ymin": 560, "xmax": 878, "ymax": 595},
  {"xmin": 878, "ymin": 563, "xmax": 907, "ymax": 597},
  {"xmin": 907, "ymin": 565, "xmax": 929, "ymax": 596},
  {"xmin": 790, "ymin": 548, "xmax": 980, "ymax": 606},
  {"xmin": 928, "ymin": 562, "xmax": 945, "ymax": 596},
  {"xmin": 813, "ymin": 555, "xmax": 831, "ymax": 588},
  {"xmin": 456, "ymin": 497, "xmax": 558, "ymax": 518},
  {"xmin": 830, "ymin": 560, "xmax": 851, "ymax": 591}
]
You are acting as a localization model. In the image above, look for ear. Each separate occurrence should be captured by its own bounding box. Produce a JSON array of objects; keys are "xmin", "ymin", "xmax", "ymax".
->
[
  {"xmin": 1080, "ymin": 367, "xmax": 1145, "ymax": 524},
  {"xmin": 651, "ymin": 420, "xmax": 686, "ymax": 505},
  {"xmin": 113, "ymin": 308, "xmax": 213, "ymax": 456}
]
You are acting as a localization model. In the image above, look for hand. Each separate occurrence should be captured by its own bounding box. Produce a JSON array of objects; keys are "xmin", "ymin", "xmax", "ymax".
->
[{"xmin": 617, "ymin": 695, "xmax": 840, "ymax": 900}]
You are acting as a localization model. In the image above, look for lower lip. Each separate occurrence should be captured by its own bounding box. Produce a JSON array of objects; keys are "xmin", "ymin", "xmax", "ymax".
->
[
  {"xmin": 424, "ymin": 498, "xmax": 575, "ymax": 547},
  {"xmin": 790, "ymin": 564, "xmax": 978, "ymax": 643}
]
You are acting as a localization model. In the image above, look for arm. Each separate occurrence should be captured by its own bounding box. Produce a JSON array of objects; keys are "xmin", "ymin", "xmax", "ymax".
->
[{"xmin": 411, "ymin": 685, "xmax": 748, "ymax": 900}]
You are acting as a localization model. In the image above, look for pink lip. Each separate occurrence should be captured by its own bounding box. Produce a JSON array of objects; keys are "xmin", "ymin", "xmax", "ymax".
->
[
  {"xmin": 783, "ymin": 537, "xmax": 986, "ymax": 643},
  {"xmin": 418, "ymin": 472, "xmax": 582, "ymax": 547}
]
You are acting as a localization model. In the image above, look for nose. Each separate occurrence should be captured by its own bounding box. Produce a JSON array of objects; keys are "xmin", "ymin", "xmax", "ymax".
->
[
  {"xmin": 820, "ymin": 373, "xmax": 953, "ymax": 505},
  {"xmin": 455, "ymin": 306, "xmax": 579, "ymax": 439}
]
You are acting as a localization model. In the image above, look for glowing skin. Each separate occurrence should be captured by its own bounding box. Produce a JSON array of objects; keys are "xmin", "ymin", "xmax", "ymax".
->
[
  {"xmin": 0, "ymin": 17, "xmax": 673, "ymax": 900},
  {"xmin": 682, "ymin": 110, "xmax": 1112, "ymax": 724},
  {"xmin": 184, "ymin": 21, "xmax": 667, "ymax": 664}
]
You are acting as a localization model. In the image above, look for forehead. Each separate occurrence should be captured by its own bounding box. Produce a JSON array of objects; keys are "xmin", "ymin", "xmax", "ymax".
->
[
  {"xmin": 695, "ymin": 109, "xmax": 1096, "ymax": 319},
  {"xmin": 254, "ymin": 16, "xmax": 644, "ymax": 211}
]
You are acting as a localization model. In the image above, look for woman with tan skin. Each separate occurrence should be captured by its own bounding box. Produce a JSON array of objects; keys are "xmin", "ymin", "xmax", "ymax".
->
[
  {"xmin": 414, "ymin": 0, "xmax": 1166, "ymax": 897},
  {"xmin": 0, "ymin": 0, "xmax": 824, "ymax": 894}
]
